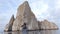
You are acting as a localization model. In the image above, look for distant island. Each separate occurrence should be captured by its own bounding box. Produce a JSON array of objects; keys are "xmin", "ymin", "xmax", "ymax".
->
[{"xmin": 4, "ymin": 1, "xmax": 58, "ymax": 32}]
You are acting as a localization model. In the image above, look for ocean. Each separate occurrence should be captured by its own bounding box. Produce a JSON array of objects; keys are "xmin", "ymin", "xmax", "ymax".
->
[{"xmin": 0, "ymin": 29, "xmax": 60, "ymax": 34}]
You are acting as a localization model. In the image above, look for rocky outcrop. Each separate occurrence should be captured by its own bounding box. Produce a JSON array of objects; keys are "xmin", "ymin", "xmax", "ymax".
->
[
  {"xmin": 4, "ymin": 1, "xmax": 58, "ymax": 31},
  {"xmin": 38, "ymin": 20, "xmax": 58, "ymax": 30},
  {"xmin": 4, "ymin": 15, "xmax": 15, "ymax": 31},
  {"xmin": 12, "ymin": 1, "xmax": 39, "ymax": 31}
]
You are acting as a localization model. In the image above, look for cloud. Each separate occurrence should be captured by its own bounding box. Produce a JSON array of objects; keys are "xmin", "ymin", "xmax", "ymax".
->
[
  {"xmin": 29, "ymin": 0, "xmax": 60, "ymax": 27},
  {"xmin": 46, "ymin": 0, "xmax": 60, "ymax": 27},
  {"xmin": 29, "ymin": 0, "xmax": 49, "ymax": 20}
]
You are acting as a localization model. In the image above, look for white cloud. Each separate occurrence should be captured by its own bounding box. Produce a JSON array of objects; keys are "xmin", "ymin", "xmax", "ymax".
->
[
  {"xmin": 30, "ymin": 0, "xmax": 48, "ymax": 19},
  {"xmin": 29, "ymin": 0, "xmax": 60, "ymax": 27}
]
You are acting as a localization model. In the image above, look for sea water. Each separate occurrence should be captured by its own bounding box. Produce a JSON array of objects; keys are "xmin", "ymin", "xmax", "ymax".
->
[{"xmin": 0, "ymin": 29, "xmax": 60, "ymax": 34}]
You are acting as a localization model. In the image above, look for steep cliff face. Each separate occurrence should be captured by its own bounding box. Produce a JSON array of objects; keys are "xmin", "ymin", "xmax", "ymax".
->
[
  {"xmin": 38, "ymin": 20, "xmax": 58, "ymax": 30},
  {"xmin": 4, "ymin": 15, "xmax": 15, "ymax": 31},
  {"xmin": 12, "ymin": 1, "xmax": 39, "ymax": 31}
]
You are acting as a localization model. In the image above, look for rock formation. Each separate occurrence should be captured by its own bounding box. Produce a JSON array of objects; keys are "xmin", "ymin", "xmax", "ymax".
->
[
  {"xmin": 4, "ymin": 15, "xmax": 15, "ymax": 31},
  {"xmin": 38, "ymin": 20, "xmax": 58, "ymax": 30},
  {"xmin": 4, "ymin": 1, "xmax": 58, "ymax": 31},
  {"xmin": 12, "ymin": 1, "xmax": 39, "ymax": 31}
]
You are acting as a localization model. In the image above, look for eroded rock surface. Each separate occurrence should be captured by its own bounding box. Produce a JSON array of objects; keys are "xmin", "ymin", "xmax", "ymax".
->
[
  {"xmin": 12, "ymin": 1, "xmax": 39, "ymax": 31},
  {"xmin": 4, "ymin": 15, "xmax": 15, "ymax": 31},
  {"xmin": 38, "ymin": 20, "xmax": 58, "ymax": 30}
]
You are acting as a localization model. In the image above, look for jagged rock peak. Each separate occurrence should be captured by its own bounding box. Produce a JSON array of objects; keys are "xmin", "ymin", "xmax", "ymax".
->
[
  {"xmin": 4, "ymin": 15, "xmax": 15, "ymax": 31},
  {"xmin": 17, "ymin": 1, "xmax": 34, "ymax": 17},
  {"xmin": 12, "ymin": 1, "xmax": 39, "ymax": 31},
  {"xmin": 23, "ymin": 1, "xmax": 29, "ymax": 4}
]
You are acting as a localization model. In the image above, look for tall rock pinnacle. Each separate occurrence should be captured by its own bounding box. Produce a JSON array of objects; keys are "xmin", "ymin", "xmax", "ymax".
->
[
  {"xmin": 4, "ymin": 15, "xmax": 15, "ymax": 31},
  {"xmin": 12, "ymin": 1, "xmax": 39, "ymax": 31}
]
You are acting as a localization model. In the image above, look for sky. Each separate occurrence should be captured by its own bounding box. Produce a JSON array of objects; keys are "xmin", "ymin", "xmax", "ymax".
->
[{"xmin": 0, "ymin": 0, "xmax": 60, "ymax": 30}]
